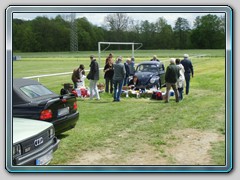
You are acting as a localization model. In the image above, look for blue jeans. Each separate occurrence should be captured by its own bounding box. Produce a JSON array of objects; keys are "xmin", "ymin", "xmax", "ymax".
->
[
  {"xmin": 113, "ymin": 79, "xmax": 123, "ymax": 101},
  {"xmin": 178, "ymin": 87, "xmax": 183, "ymax": 100}
]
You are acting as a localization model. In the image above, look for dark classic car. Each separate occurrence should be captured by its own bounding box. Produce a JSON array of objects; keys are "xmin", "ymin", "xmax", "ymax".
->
[
  {"xmin": 134, "ymin": 61, "xmax": 166, "ymax": 89},
  {"xmin": 13, "ymin": 78, "xmax": 79, "ymax": 135},
  {"xmin": 13, "ymin": 117, "xmax": 60, "ymax": 165}
]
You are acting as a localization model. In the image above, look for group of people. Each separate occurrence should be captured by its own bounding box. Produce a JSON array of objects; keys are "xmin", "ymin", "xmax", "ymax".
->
[
  {"xmin": 71, "ymin": 53, "xmax": 135, "ymax": 102},
  {"xmin": 103, "ymin": 54, "xmax": 136, "ymax": 102},
  {"xmin": 165, "ymin": 54, "xmax": 194, "ymax": 103},
  {"xmin": 71, "ymin": 53, "xmax": 194, "ymax": 103},
  {"xmin": 103, "ymin": 53, "xmax": 135, "ymax": 93}
]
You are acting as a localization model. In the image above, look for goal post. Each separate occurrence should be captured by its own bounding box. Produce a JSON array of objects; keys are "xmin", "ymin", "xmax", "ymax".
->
[{"xmin": 98, "ymin": 42, "xmax": 143, "ymax": 68}]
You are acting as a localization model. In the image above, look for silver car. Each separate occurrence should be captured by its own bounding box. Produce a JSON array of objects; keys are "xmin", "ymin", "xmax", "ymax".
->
[{"xmin": 13, "ymin": 117, "xmax": 60, "ymax": 165}]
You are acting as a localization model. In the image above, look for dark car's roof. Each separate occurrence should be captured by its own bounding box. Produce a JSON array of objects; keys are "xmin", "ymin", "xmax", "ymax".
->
[
  {"xmin": 13, "ymin": 78, "xmax": 58, "ymax": 105},
  {"xmin": 137, "ymin": 61, "xmax": 164, "ymax": 66}
]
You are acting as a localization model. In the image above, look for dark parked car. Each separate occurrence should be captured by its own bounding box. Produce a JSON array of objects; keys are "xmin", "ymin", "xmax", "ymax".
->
[
  {"xmin": 13, "ymin": 78, "xmax": 79, "ymax": 135},
  {"xmin": 13, "ymin": 117, "xmax": 60, "ymax": 165},
  {"xmin": 134, "ymin": 61, "xmax": 166, "ymax": 89}
]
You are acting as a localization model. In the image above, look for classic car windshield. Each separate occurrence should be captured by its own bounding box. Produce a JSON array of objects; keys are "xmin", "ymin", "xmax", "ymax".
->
[
  {"xmin": 20, "ymin": 85, "xmax": 53, "ymax": 98},
  {"xmin": 136, "ymin": 64, "xmax": 158, "ymax": 73}
]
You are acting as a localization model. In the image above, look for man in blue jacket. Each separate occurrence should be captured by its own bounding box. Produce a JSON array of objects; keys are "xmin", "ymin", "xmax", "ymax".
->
[{"xmin": 181, "ymin": 54, "xmax": 194, "ymax": 95}]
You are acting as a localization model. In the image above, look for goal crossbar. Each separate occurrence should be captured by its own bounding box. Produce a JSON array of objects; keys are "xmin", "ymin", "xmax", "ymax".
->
[{"xmin": 98, "ymin": 41, "xmax": 143, "ymax": 68}]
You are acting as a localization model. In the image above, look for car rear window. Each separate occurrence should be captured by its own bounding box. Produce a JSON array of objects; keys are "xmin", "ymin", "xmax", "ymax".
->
[{"xmin": 20, "ymin": 85, "xmax": 53, "ymax": 98}]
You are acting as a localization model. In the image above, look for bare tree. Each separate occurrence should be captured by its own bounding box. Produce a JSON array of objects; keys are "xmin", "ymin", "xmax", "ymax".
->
[{"xmin": 104, "ymin": 13, "xmax": 133, "ymax": 31}]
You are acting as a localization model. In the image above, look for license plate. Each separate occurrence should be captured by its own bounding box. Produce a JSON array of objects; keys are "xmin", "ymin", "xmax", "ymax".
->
[
  {"xmin": 58, "ymin": 107, "xmax": 69, "ymax": 117},
  {"xmin": 36, "ymin": 150, "xmax": 53, "ymax": 165}
]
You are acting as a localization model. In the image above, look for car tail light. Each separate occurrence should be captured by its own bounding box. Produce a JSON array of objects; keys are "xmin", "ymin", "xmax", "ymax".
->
[
  {"xmin": 40, "ymin": 109, "xmax": 53, "ymax": 120},
  {"xmin": 72, "ymin": 90, "xmax": 78, "ymax": 97},
  {"xmin": 73, "ymin": 102, "xmax": 78, "ymax": 110}
]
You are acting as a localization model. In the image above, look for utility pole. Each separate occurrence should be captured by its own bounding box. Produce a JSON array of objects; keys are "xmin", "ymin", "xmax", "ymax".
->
[{"xmin": 70, "ymin": 13, "xmax": 78, "ymax": 51}]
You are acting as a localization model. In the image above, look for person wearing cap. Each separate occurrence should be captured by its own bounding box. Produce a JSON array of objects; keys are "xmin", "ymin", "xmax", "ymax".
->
[
  {"xmin": 113, "ymin": 56, "xmax": 126, "ymax": 102},
  {"xmin": 181, "ymin": 54, "xmax": 194, "ymax": 95},
  {"xmin": 87, "ymin": 55, "xmax": 100, "ymax": 100},
  {"xmin": 71, "ymin": 64, "xmax": 85, "ymax": 89},
  {"xmin": 165, "ymin": 58, "xmax": 180, "ymax": 103}
]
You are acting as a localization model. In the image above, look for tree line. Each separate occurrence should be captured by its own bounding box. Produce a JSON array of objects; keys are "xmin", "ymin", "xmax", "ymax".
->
[{"xmin": 13, "ymin": 13, "xmax": 225, "ymax": 52}]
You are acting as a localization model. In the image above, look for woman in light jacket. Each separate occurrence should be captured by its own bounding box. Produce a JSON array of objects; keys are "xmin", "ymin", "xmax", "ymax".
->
[{"xmin": 176, "ymin": 58, "xmax": 185, "ymax": 101}]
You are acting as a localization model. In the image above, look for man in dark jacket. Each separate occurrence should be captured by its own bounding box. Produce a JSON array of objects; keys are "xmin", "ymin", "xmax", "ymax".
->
[
  {"xmin": 181, "ymin": 54, "xmax": 194, "ymax": 95},
  {"xmin": 87, "ymin": 55, "xmax": 100, "ymax": 100},
  {"xmin": 165, "ymin": 58, "xmax": 180, "ymax": 103}
]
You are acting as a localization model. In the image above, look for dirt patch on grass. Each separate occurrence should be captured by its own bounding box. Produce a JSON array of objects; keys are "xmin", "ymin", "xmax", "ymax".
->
[
  {"xmin": 67, "ymin": 128, "xmax": 224, "ymax": 165},
  {"xmin": 163, "ymin": 128, "xmax": 225, "ymax": 165}
]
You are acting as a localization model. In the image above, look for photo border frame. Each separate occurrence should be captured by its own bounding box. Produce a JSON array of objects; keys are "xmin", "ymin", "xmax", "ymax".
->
[{"xmin": 5, "ymin": 5, "xmax": 233, "ymax": 173}]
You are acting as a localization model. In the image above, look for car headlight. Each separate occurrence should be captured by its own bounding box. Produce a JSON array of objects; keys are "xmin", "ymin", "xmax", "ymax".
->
[
  {"xmin": 49, "ymin": 127, "xmax": 55, "ymax": 138},
  {"xmin": 13, "ymin": 144, "xmax": 22, "ymax": 157},
  {"xmin": 150, "ymin": 77, "xmax": 159, "ymax": 84}
]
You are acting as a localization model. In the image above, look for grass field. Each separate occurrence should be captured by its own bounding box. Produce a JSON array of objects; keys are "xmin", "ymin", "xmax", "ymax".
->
[{"xmin": 13, "ymin": 49, "xmax": 227, "ymax": 165}]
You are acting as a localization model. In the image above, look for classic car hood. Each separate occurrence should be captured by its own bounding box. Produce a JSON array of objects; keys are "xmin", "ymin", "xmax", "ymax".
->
[
  {"xmin": 13, "ymin": 117, "xmax": 53, "ymax": 144},
  {"xmin": 135, "ymin": 72, "xmax": 157, "ymax": 84}
]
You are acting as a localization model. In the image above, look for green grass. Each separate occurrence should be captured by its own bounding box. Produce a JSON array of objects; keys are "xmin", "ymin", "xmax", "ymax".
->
[{"xmin": 12, "ymin": 49, "xmax": 227, "ymax": 165}]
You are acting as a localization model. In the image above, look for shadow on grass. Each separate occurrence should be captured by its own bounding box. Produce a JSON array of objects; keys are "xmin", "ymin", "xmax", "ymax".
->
[
  {"xmin": 76, "ymin": 99, "xmax": 112, "ymax": 103},
  {"xmin": 56, "ymin": 133, "xmax": 69, "ymax": 139}
]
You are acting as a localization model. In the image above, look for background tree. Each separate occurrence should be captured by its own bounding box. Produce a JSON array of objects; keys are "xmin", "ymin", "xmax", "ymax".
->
[
  {"xmin": 104, "ymin": 13, "xmax": 134, "ymax": 48},
  {"xmin": 12, "ymin": 14, "xmax": 226, "ymax": 52},
  {"xmin": 139, "ymin": 20, "xmax": 156, "ymax": 49},
  {"xmin": 173, "ymin": 17, "xmax": 191, "ymax": 49},
  {"xmin": 155, "ymin": 17, "xmax": 174, "ymax": 49},
  {"xmin": 191, "ymin": 14, "xmax": 225, "ymax": 49}
]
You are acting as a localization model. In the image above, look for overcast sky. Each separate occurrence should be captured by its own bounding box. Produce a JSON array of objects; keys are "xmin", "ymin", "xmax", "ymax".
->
[{"xmin": 13, "ymin": 12, "xmax": 224, "ymax": 28}]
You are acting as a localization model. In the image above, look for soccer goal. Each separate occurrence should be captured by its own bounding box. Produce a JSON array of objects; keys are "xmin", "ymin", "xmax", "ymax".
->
[{"xmin": 97, "ymin": 41, "xmax": 143, "ymax": 67}]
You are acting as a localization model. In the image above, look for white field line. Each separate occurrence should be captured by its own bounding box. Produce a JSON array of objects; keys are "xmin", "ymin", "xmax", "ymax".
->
[
  {"xmin": 23, "ymin": 68, "xmax": 103, "ymax": 82},
  {"xmin": 23, "ymin": 54, "xmax": 208, "ymax": 81}
]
